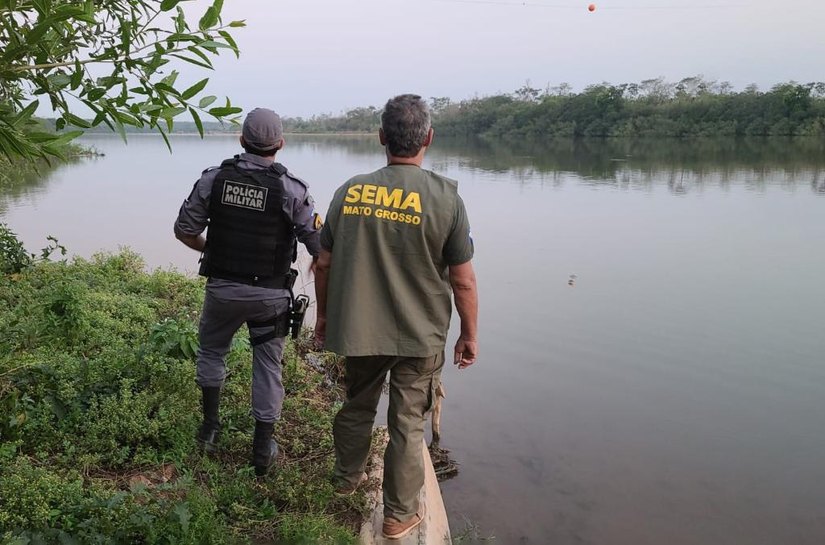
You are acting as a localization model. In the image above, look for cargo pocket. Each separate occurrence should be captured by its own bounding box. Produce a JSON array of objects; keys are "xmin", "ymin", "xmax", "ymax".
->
[{"xmin": 424, "ymin": 352, "xmax": 444, "ymax": 414}]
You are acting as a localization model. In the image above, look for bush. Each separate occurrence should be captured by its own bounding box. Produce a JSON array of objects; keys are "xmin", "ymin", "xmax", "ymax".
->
[
  {"xmin": 0, "ymin": 223, "xmax": 31, "ymax": 274},
  {"xmin": 0, "ymin": 248, "xmax": 361, "ymax": 543}
]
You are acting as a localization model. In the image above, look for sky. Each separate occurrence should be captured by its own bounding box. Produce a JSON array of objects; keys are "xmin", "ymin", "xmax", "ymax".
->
[{"xmin": 114, "ymin": 0, "xmax": 825, "ymax": 118}]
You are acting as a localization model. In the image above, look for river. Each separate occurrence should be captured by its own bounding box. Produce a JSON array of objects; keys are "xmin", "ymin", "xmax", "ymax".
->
[{"xmin": 2, "ymin": 134, "xmax": 824, "ymax": 545}]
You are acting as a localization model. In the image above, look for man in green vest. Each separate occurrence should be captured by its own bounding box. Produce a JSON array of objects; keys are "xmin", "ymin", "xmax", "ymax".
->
[{"xmin": 314, "ymin": 94, "xmax": 479, "ymax": 540}]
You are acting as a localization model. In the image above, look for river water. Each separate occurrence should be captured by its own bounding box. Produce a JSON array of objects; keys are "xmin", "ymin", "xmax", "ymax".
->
[{"xmin": 2, "ymin": 135, "xmax": 824, "ymax": 545}]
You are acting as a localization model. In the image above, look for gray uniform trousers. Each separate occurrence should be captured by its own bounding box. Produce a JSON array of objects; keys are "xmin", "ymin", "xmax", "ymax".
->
[{"xmin": 195, "ymin": 289, "xmax": 290, "ymax": 423}]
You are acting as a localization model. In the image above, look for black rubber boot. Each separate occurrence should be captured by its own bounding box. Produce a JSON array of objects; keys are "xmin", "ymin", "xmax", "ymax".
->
[
  {"xmin": 196, "ymin": 386, "xmax": 221, "ymax": 454},
  {"xmin": 251, "ymin": 420, "xmax": 279, "ymax": 477}
]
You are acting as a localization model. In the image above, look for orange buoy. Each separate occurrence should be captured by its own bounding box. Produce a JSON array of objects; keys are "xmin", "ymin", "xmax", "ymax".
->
[{"xmin": 588, "ymin": 3, "xmax": 596, "ymax": 11}]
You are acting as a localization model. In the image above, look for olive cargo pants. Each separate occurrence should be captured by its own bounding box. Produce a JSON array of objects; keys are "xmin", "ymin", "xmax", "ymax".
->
[{"xmin": 333, "ymin": 352, "xmax": 444, "ymax": 522}]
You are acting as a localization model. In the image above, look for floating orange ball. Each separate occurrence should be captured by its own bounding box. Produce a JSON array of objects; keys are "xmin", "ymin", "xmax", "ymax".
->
[{"xmin": 588, "ymin": 3, "xmax": 596, "ymax": 11}]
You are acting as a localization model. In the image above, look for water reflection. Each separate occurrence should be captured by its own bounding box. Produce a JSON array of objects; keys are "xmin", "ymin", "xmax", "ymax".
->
[
  {"xmin": 422, "ymin": 137, "xmax": 825, "ymax": 194},
  {"xmin": 2, "ymin": 135, "xmax": 824, "ymax": 545},
  {"xmin": 0, "ymin": 158, "xmax": 85, "ymax": 215}
]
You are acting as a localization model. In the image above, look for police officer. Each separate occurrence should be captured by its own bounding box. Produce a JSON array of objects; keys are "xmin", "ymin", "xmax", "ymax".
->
[{"xmin": 174, "ymin": 107, "xmax": 321, "ymax": 477}]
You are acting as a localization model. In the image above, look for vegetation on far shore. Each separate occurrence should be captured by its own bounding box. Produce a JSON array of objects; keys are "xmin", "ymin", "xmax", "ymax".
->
[
  {"xmin": 0, "ymin": 226, "xmax": 365, "ymax": 544},
  {"xmin": 60, "ymin": 77, "xmax": 825, "ymax": 140},
  {"xmin": 431, "ymin": 78, "xmax": 825, "ymax": 139}
]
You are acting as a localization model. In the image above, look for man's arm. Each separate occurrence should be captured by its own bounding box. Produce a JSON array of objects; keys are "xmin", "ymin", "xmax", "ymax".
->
[
  {"xmin": 449, "ymin": 260, "xmax": 478, "ymax": 369},
  {"xmin": 313, "ymin": 248, "xmax": 332, "ymax": 349},
  {"xmin": 173, "ymin": 173, "xmax": 213, "ymax": 252},
  {"xmin": 283, "ymin": 177, "xmax": 322, "ymax": 259},
  {"xmin": 174, "ymin": 225, "xmax": 205, "ymax": 252}
]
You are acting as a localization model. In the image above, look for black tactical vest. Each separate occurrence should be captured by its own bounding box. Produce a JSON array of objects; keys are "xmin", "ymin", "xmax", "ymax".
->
[{"xmin": 200, "ymin": 157, "xmax": 294, "ymax": 287}]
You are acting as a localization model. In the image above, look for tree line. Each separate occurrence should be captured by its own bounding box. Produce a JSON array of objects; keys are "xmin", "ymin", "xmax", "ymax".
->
[{"xmin": 283, "ymin": 78, "xmax": 825, "ymax": 138}]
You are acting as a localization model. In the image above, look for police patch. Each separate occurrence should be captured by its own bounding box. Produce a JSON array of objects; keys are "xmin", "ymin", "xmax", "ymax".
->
[{"xmin": 221, "ymin": 180, "xmax": 267, "ymax": 212}]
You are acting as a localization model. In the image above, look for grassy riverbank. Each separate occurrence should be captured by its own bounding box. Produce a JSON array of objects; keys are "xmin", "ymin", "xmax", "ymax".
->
[{"xmin": 0, "ymin": 227, "xmax": 365, "ymax": 544}]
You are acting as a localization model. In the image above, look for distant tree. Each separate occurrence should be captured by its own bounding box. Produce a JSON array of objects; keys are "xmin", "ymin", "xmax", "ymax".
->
[
  {"xmin": 640, "ymin": 77, "xmax": 673, "ymax": 103},
  {"xmin": 0, "ymin": 0, "xmax": 245, "ymax": 160},
  {"xmin": 744, "ymin": 83, "xmax": 760, "ymax": 95},
  {"xmin": 429, "ymin": 96, "xmax": 452, "ymax": 114},
  {"xmin": 513, "ymin": 80, "xmax": 541, "ymax": 102},
  {"xmin": 717, "ymin": 81, "xmax": 733, "ymax": 95},
  {"xmin": 549, "ymin": 82, "xmax": 573, "ymax": 97}
]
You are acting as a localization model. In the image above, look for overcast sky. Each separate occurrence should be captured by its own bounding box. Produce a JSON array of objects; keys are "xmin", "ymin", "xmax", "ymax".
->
[{"xmin": 182, "ymin": 0, "xmax": 824, "ymax": 117}]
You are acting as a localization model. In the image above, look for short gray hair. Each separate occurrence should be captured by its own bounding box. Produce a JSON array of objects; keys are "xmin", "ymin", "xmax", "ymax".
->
[{"xmin": 381, "ymin": 94, "xmax": 431, "ymax": 157}]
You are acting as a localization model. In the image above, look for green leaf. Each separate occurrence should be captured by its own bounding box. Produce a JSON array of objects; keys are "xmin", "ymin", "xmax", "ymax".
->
[
  {"xmin": 186, "ymin": 45, "xmax": 215, "ymax": 66},
  {"xmin": 181, "ymin": 78, "xmax": 208, "ymax": 100},
  {"xmin": 160, "ymin": 70, "xmax": 179, "ymax": 87},
  {"xmin": 27, "ymin": 131, "xmax": 61, "ymax": 143},
  {"xmin": 70, "ymin": 59, "xmax": 83, "ymax": 90},
  {"xmin": 218, "ymin": 30, "xmax": 239, "ymax": 58},
  {"xmin": 175, "ymin": 6, "xmax": 186, "ymax": 33},
  {"xmin": 229, "ymin": 20, "xmax": 246, "ymax": 28},
  {"xmin": 160, "ymin": 106, "xmax": 186, "ymax": 119},
  {"xmin": 26, "ymin": 20, "xmax": 52, "ymax": 44},
  {"xmin": 168, "ymin": 53, "xmax": 212, "ymax": 70},
  {"xmin": 47, "ymin": 73, "xmax": 72, "ymax": 90},
  {"xmin": 166, "ymin": 33, "xmax": 199, "ymax": 44},
  {"xmin": 64, "ymin": 113, "xmax": 91, "ymax": 128},
  {"xmin": 73, "ymin": 11, "xmax": 96, "ymax": 24},
  {"xmin": 55, "ymin": 118, "xmax": 66, "ymax": 130},
  {"xmin": 173, "ymin": 502, "xmax": 192, "ymax": 533},
  {"xmin": 113, "ymin": 117, "xmax": 127, "ymax": 143},
  {"xmin": 87, "ymin": 88, "xmax": 106, "ymax": 101},
  {"xmin": 11, "ymin": 100, "xmax": 39, "ymax": 127},
  {"xmin": 158, "ymin": 125, "xmax": 172, "ymax": 153},
  {"xmin": 198, "ymin": 40, "xmax": 232, "ymax": 50},
  {"xmin": 208, "ymin": 106, "xmax": 242, "ymax": 117},
  {"xmin": 97, "ymin": 76, "xmax": 126, "ymax": 89},
  {"xmin": 115, "ymin": 111, "xmax": 141, "ymax": 127},
  {"xmin": 189, "ymin": 107, "xmax": 204, "ymax": 137},
  {"xmin": 155, "ymin": 82, "xmax": 180, "ymax": 97},
  {"xmin": 198, "ymin": 95, "xmax": 217, "ymax": 109},
  {"xmin": 31, "ymin": 0, "xmax": 49, "ymax": 16},
  {"xmin": 49, "ymin": 130, "xmax": 84, "ymax": 147},
  {"xmin": 160, "ymin": 0, "xmax": 181, "ymax": 11},
  {"xmin": 198, "ymin": 6, "xmax": 218, "ymax": 31},
  {"xmin": 120, "ymin": 17, "xmax": 131, "ymax": 53}
]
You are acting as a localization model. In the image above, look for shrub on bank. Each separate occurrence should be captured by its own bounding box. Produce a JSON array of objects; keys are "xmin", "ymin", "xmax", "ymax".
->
[{"xmin": 0, "ymin": 226, "xmax": 363, "ymax": 544}]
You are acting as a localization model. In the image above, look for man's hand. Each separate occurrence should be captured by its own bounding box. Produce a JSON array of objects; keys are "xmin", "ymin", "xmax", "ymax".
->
[
  {"xmin": 313, "ymin": 316, "xmax": 326, "ymax": 351},
  {"xmin": 454, "ymin": 337, "xmax": 477, "ymax": 369}
]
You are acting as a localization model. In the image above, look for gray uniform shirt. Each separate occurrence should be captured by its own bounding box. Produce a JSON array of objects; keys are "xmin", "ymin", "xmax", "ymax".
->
[{"xmin": 174, "ymin": 152, "xmax": 321, "ymax": 301}]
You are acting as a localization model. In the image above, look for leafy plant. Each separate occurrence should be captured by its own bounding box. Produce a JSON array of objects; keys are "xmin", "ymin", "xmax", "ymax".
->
[
  {"xmin": 145, "ymin": 317, "xmax": 199, "ymax": 360},
  {"xmin": 0, "ymin": 223, "xmax": 32, "ymax": 274},
  {"xmin": 0, "ymin": 0, "xmax": 246, "ymax": 160}
]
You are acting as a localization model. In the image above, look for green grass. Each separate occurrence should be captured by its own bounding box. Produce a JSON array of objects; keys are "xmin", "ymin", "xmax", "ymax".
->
[{"xmin": 0, "ymin": 228, "xmax": 366, "ymax": 544}]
